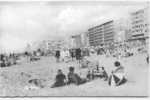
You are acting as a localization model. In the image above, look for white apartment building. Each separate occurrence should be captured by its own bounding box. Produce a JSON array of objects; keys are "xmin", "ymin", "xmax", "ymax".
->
[{"xmin": 130, "ymin": 8, "xmax": 149, "ymax": 40}]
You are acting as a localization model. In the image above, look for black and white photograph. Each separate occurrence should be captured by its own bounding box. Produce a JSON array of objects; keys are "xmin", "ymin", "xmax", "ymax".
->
[{"xmin": 0, "ymin": 0, "xmax": 149, "ymax": 97}]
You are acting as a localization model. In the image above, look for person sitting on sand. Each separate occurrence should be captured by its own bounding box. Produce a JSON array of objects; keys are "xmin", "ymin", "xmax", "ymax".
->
[
  {"xmin": 67, "ymin": 66, "xmax": 87, "ymax": 85},
  {"xmin": 108, "ymin": 61, "xmax": 127, "ymax": 86},
  {"xmin": 51, "ymin": 69, "xmax": 66, "ymax": 88}
]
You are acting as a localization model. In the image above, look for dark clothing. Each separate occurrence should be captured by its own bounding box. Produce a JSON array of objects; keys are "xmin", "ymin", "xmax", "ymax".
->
[
  {"xmin": 147, "ymin": 56, "xmax": 149, "ymax": 64},
  {"xmin": 86, "ymin": 73, "xmax": 94, "ymax": 81},
  {"xmin": 51, "ymin": 73, "xmax": 66, "ymax": 88},
  {"xmin": 71, "ymin": 51, "xmax": 74, "ymax": 58},
  {"xmin": 76, "ymin": 48, "xmax": 82, "ymax": 60},
  {"xmin": 0, "ymin": 54, "xmax": 4, "ymax": 61},
  {"xmin": 97, "ymin": 49, "xmax": 101, "ymax": 55},
  {"xmin": 69, "ymin": 49, "xmax": 74, "ymax": 57},
  {"xmin": 67, "ymin": 72, "xmax": 86, "ymax": 85},
  {"xmin": 56, "ymin": 74, "xmax": 66, "ymax": 83},
  {"xmin": 70, "ymin": 49, "xmax": 75, "ymax": 61},
  {"xmin": 55, "ymin": 50, "xmax": 60, "ymax": 62},
  {"xmin": 55, "ymin": 50, "xmax": 60, "ymax": 58},
  {"xmin": 101, "ymin": 70, "xmax": 108, "ymax": 81}
]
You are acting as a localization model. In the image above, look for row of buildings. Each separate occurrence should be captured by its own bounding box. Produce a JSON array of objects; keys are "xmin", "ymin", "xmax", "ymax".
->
[
  {"xmin": 25, "ymin": 37, "xmax": 73, "ymax": 53},
  {"xmin": 71, "ymin": 7, "xmax": 149, "ymax": 48},
  {"xmin": 26, "ymin": 7, "xmax": 149, "ymax": 52}
]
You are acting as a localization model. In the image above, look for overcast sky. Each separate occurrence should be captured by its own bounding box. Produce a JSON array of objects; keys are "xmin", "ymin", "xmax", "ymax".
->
[{"xmin": 0, "ymin": 1, "xmax": 148, "ymax": 53}]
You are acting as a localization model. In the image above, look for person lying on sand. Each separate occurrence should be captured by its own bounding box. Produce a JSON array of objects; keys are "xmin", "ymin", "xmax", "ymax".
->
[
  {"xmin": 67, "ymin": 66, "xmax": 87, "ymax": 85},
  {"xmin": 24, "ymin": 79, "xmax": 46, "ymax": 90}
]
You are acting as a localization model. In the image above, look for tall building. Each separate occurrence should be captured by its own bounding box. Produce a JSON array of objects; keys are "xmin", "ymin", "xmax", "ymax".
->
[
  {"xmin": 130, "ymin": 8, "xmax": 149, "ymax": 41},
  {"xmin": 88, "ymin": 20, "xmax": 115, "ymax": 46},
  {"xmin": 103, "ymin": 20, "xmax": 115, "ymax": 44}
]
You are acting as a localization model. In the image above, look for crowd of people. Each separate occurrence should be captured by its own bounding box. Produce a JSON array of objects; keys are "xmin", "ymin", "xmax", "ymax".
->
[
  {"xmin": 51, "ymin": 60, "xmax": 126, "ymax": 88},
  {"xmin": 0, "ymin": 53, "xmax": 19, "ymax": 67},
  {"xmin": 1, "ymin": 40, "xmax": 149, "ymax": 89},
  {"xmin": 51, "ymin": 66, "xmax": 87, "ymax": 88},
  {"xmin": 52, "ymin": 40, "xmax": 149, "ymax": 88},
  {"xmin": 54, "ymin": 40, "xmax": 149, "ymax": 64},
  {"xmin": 0, "ymin": 49, "xmax": 45, "ymax": 67},
  {"xmin": 1, "ymin": 40, "xmax": 148, "ymax": 69},
  {"xmin": 55, "ymin": 48, "xmax": 86, "ymax": 63}
]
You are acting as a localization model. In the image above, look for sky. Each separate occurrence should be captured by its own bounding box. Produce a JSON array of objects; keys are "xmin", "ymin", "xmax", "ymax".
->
[{"xmin": 0, "ymin": 1, "xmax": 148, "ymax": 53}]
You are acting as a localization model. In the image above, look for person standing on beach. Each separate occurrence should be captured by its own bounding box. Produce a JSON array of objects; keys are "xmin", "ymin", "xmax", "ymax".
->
[{"xmin": 55, "ymin": 50, "xmax": 60, "ymax": 63}]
